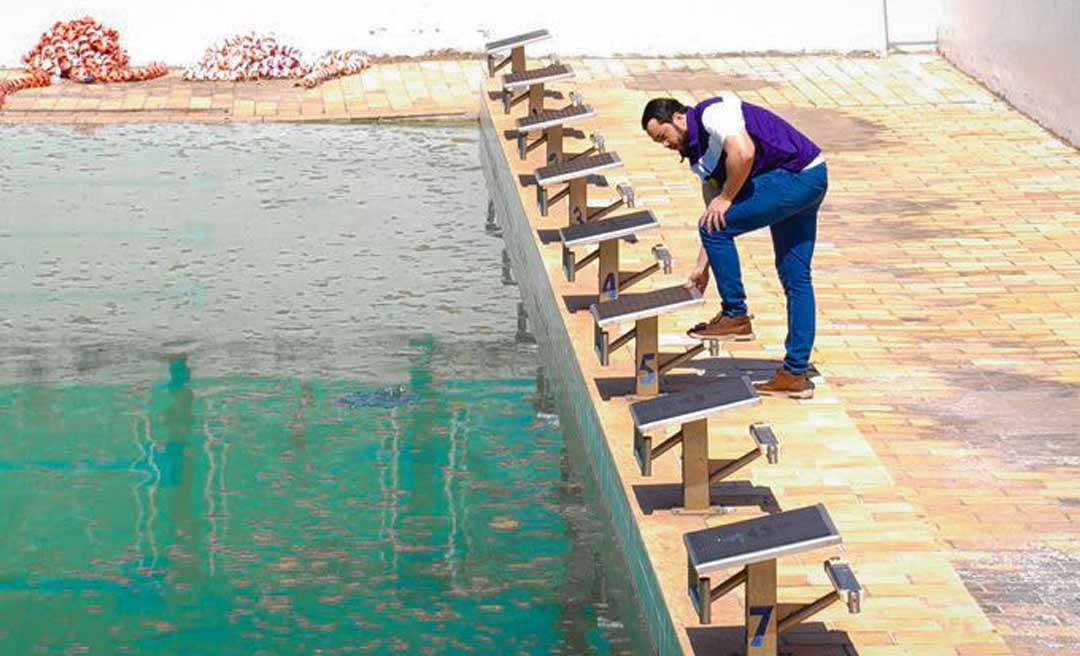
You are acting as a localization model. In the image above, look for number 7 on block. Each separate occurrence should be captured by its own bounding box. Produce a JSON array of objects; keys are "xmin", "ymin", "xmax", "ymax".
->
[{"xmin": 749, "ymin": 605, "xmax": 773, "ymax": 648}]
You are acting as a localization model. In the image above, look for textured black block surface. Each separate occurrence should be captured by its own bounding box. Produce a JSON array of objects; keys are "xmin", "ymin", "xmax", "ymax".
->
[
  {"xmin": 503, "ymin": 63, "xmax": 574, "ymax": 89},
  {"xmin": 629, "ymin": 376, "xmax": 757, "ymax": 431},
  {"xmin": 559, "ymin": 210, "xmax": 658, "ymax": 247},
  {"xmin": 685, "ymin": 504, "xmax": 840, "ymax": 575},
  {"xmin": 485, "ymin": 29, "xmax": 551, "ymax": 53},
  {"xmin": 591, "ymin": 284, "xmax": 700, "ymax": 326},
  {"xmin": 516, "ymin": 104, "xmax": 593, "ymax": 131},
  {"xmin": 534, "ymin": 151, "xmax": 620, "ymax": 186}
]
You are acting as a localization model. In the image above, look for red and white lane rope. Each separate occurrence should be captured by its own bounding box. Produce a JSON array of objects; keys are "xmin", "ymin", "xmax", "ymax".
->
[
  {"xmin": 1, "ymin": 21, "xmax": 373, "ymax": 109},
  {"xmin": 22, "ymin": 17, "xmax": 168, "ymax": 83},
  {"xmin": 1, "ymin": 17, "xmax": 168, "ymax": 108},
  {"xmin": 184, "ymin": 34, "xmax": 370, "ymax": 87},
  {"xmin": 300, "ymin": 50, "xmax": 371, "ymax": 88},
  {"xmin": 183, "ymin": 33, "xmax": 307, "ymax": 82},
  {"xmin": 0, "ymin": 70, "xmax": 51, "ymax": 108}
]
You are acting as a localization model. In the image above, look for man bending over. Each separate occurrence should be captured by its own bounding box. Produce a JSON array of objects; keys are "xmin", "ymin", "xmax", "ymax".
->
[{"xmin": 641, "ymin": 93, "xmax": 827, "ymax": 399}]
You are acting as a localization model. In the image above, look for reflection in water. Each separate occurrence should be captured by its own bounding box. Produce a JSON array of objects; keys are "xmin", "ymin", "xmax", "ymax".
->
[
  {"xmin": 0, "ymin": 124, "xmax": 644, "ymax": 654},
  {"xmin": 1, "ymin": 343, "xmax": 642, "ymax": 653},
  {"xmin": 131, "ymin": 414, "xmax": 161, "ymax": 573}
]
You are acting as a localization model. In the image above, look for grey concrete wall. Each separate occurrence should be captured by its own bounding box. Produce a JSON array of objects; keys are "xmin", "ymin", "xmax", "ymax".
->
[{"xmin": 939, "ymin": 0, "xmax": 1080, "ymax": 146}]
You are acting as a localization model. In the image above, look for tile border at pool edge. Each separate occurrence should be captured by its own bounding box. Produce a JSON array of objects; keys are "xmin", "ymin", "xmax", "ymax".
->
[
  {"xmin": 479, "ymin": 101, "xmax": 681, "ymax": 656},
  {"xmin": 0, "ymin": 109, "xmax": 479, "ymax": 125}
]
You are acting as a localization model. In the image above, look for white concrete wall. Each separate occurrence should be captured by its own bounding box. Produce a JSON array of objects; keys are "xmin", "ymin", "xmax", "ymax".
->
[
  {"xmin": 2, "ymin": 1, "xmax": 920, "ymax": 67},
  {"xmin": 940, "ymin": 0, "xmax": 1080, "ymax": 146},
  {"xmin": 884, "ymin": 0, "xmax": 942, "ymax": 46}
]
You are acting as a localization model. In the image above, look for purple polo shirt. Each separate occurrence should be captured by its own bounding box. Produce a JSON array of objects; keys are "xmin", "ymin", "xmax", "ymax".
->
[{"xmin": 685, "ymin": 97, "xmax": 821, "ymax": 183}]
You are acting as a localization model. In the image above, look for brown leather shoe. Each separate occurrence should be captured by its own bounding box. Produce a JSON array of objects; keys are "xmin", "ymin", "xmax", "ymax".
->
[
  {"xmin": 754, "ymin": 368, "xmax": 814, "ymax": 399},
  {"xmin": 686, "ymin": 313, "xmax": 754, "ymax": 341}
]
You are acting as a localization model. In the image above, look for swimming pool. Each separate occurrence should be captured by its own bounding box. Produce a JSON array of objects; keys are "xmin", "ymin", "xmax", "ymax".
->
[{"xmin": 0, "ymin": 124, "xmax": 646, "ymax": 654}]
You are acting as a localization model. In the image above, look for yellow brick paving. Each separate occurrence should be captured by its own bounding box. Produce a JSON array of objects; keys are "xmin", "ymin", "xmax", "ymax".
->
[
  {"xmin": 3, "ymin": 54, "xmax": 1078, "ymax": 655},
  {"xmin": 478, "ymin": 54, "xmax": 1078, "ymax": 656},
  {"xmin": 0, "ymin": 61, "xmax": 487, "ymax": 123}
]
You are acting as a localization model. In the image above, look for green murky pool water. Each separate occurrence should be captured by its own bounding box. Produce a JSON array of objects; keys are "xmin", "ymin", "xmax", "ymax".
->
[{"xmin": 0, "ymin": 124, "xmax": 645, "ymax": 654}]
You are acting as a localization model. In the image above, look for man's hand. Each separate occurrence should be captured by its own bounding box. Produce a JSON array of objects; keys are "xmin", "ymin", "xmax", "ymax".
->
[
  {"xmin": 699, "ymin": 196, "xmax": 730, "ymax": 233},
  {"xmin": 685, "ymin": 263, "xmax": 710, "ymax": 293}
]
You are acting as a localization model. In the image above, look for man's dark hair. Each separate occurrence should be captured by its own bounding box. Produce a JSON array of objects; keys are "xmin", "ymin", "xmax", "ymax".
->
[{"xmin": 641, "ymin": 98, "xmax": 687, "ymax": 131}]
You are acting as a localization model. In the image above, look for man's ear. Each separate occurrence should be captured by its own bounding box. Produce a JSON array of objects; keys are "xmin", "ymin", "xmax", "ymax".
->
[{"xmin": 672, "ymin": 112, "xmax": 687, "ymax": 130}]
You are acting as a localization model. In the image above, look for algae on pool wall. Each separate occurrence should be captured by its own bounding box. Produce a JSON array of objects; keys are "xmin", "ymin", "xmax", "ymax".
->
[{"xmin": 479, "ymin": 107, "xmax": 681, "ymax": 655}]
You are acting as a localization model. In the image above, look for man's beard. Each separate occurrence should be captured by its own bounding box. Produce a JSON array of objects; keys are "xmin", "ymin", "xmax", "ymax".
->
[{"xmin": 677, "ymin": 128, "xmax": 694, "ymax": 161}]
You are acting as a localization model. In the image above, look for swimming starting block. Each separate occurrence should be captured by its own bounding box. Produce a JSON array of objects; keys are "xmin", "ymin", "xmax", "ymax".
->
[
  {"xmin": 560, "ymin": 209, "xmax": 671, "ymax": 299},
  {"xmin": 591, "ymin": 285, "xmax": 706, "ymax": 396},
  {"xmin": 502, "ymin": 62, "xmax": 574, "ymax": 115},
  {"xmin": 534, "ymin": 152, "xmax": 633, "ymax": 226},
  {"xmin": 630, "ymin": 378, "xmax": 775, "ymax": 511},
  {"xmin": 485, "ymin": 29, "xmax": 551, "ymax": 77},
  {"xmin": 515, "ymin": 93, "xmax": 595, "ymax": 163},
  {"xmin": 685, "ymin": 504, "xmax": 863, "ymax": 655}
]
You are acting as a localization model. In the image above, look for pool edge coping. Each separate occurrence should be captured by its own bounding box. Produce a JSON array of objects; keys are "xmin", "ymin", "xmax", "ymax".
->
[{"xmin": 478, "ymin": 98, "xmax": 679, "ymax": 656}]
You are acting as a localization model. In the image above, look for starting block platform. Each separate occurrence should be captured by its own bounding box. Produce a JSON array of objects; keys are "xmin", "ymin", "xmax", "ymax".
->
[
  {"xmin": 685, "ymin": 504, "xmax": 863, "ymax": 655},
  {"xmin": 535, "ymin": 151, "xmax": 621, "ymax": 187},
  {"xmin": 501, "ymin": 62, "xmax": 575, "ymax": 115},
  {"xmin": 560, "ymin": 209, "xmax": 659, "ymax": 250},
  {"xmin": 534, "ymin": 152, "xmax": 633, "ymax": 226},
  {"xmin": 560, "ymin": 209, "xmax": 671, "ymax": 300},
  {"xmin": 592, "ymin": 285, "xmax": 703, "ymax": 328},
  {"xmin": 485, "ymin": 29, "xmax": 552, "ymax": 77},
  {"xmin": 591, "ymin": 285, "xmax": 708, "ymax": 397},
  {"xmin": 514, "ymin": 95, "xmax": 595, "ymax": 163},
  {"xmin": 630, "ymin": 378, "xmax": 775, "ymax": 511}
]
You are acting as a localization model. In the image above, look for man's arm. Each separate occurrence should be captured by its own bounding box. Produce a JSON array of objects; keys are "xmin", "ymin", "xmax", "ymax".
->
[
  {"xmin": 700, "ymin": 130, "xmax": 755, "ymax": 233},
  {"xmin": 685, "ymin": 244, "xmax": 711, "ymax": 292}
]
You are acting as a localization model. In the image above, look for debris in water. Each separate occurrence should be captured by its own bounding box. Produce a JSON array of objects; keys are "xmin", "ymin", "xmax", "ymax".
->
[{"xmin": 337, "ymin": 385, "xmax": 413, "ymax": 409}]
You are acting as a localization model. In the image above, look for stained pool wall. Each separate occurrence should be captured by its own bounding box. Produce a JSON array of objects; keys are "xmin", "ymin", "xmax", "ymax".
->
[{"xmin": 478, "ymin": 103, "xmax": 678, "ymax": 655}]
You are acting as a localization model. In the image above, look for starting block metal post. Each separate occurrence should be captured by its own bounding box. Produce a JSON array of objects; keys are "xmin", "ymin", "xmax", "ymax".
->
[
  {"xmin": 515, "ymin": 97, "xmax": 595, "ymax": 163},
  {"xmin": 684, "ymin": 505, "xmax": 864, "ymax": 656},
  {"xmin": 485, "ymin": 29, "xmax": 551, "ymax": 77},
  {"xmin": 559, "ymin": 210, "xmax": 667, "ymax": 302},
  {"xmin": 569, "ymin": 178, "xmax": 587, "ymax": 226},
  {"xmin": 746, "ymin": 560, "xmax": 778, "ymax": 656},
  {"xmin": 630, "ymin": 379, "xmax": 766, "ymax": 510},
  {"xmin": 533, "ymin": 152, "xmax": 623, "ymax": 225},
  {"xmin": 502, "ymin": 62, "xmax": 575, "ymax": 116},
  {"xmin": 635, "ymin": 315, "xmax": 659, "ymax": 397},
  {"xmin": 682, "ymin": 417, "xmax": 709, "ymax": 510},
  {"xmin": 592, "ymin": 286, "xmax": 705, "ymax": 396}
]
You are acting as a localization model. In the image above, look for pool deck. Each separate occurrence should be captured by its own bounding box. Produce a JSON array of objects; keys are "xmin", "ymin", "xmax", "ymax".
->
[
  {"xmin": 477, "ymin": 55, "xmax": 1078, "ymax": 656},
  {"xmin": 0, "ymin": 62, "xmax": 486, "ymax": 123},
  {"xmin": 4, "ymin": 54, "xmax": 1079, "ymax": 656}
]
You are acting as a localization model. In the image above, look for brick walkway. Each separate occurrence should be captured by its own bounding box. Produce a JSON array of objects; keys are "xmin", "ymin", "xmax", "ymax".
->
[
  {"xmin": 480, "ymin": 54, "xmax": 1078, "ymax": 656},
  {"xmin": 0, "ymin": 61, "xmax": 486, "ymax": 122},
  {"xmin": 4, "ymin": 53, "xmax": 1078, "ymax": 655}
]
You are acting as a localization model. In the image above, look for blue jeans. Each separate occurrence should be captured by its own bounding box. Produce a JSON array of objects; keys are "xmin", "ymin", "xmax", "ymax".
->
[{"xmin": 699, "ymin": 164, "xmax": 827, "ymax": 375}]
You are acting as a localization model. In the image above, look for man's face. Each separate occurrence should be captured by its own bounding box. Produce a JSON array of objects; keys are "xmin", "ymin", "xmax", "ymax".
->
[{"xmin": 645, "ymin": 113, "xmax": 687, "ymax": 153}]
